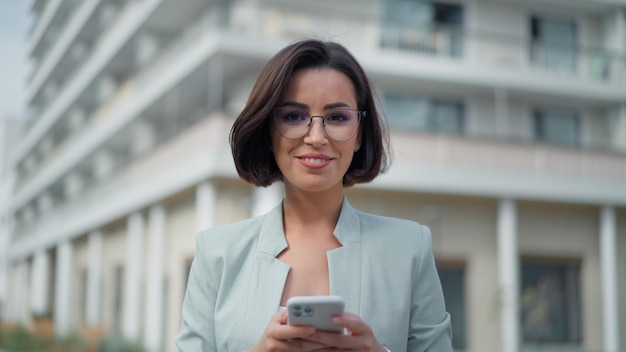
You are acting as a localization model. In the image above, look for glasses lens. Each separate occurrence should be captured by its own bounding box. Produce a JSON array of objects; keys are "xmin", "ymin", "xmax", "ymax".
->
[
  {"xmin": 323, "ymin": 109, "xmax": 360, "ymax": 140},
  {"xmin": 273, "ymin": 108, "xmax": 362, "ymax": 140},
  {"xmin": 274, "ymin": 108, "xmax": 310, "ymax": 139}
]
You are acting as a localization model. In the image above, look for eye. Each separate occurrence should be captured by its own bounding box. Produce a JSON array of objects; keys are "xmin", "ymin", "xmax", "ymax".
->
[
  {"xmin": 326, "ymin": 110, "xmax": 353, "ymax": 124},
  {"xmin": 278, "ymin": 109, "xmax": 308, "ymax": 124}
]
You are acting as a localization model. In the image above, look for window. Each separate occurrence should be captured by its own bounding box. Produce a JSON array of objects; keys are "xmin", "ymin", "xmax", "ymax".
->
[
  {"xmin": 533, "ymin": 109, "xmax": 580, "ymax": 146},
  {"xmin": 530, "ymin": 16, "xmax": 577, "ymax": 71},
  {"xmin": 382, "ymin": 0, "xmax": 464, "ymax": 57},
  {"xmin": 437, "ymin": 263, "xmax": 466, "ymax": 350},
  {"xmin": 384, "ymin": 94, "xmax": 464, "ymax": 134},
  {"xmin": 521, "ymin": 259, "xmax": 581, "ymax": 344}
]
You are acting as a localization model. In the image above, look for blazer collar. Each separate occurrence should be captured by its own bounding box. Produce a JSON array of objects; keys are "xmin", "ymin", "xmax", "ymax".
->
[
  {"xmin": 253, "ymin": 195, "xmax": 363, "ymax": 315},
  {"xmin": 256, "ymin": 202, "xmax": 289, "ymax": 257},
  {"xmin": 256, "ymin": 195, "xmax": 362, "ymax": 253}
]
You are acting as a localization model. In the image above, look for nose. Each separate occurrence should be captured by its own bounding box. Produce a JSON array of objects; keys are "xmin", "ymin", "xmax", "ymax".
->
[{"xmin": 304, "ymin": 116, "xmax": 328, "ymax": 145}]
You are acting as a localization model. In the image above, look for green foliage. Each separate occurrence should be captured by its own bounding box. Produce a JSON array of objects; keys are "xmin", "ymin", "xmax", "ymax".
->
[
  {"xmin": 0, "ymin": 325, "xmax": 44, "ymax": 351},
  {"xmin": 97, "ymin": 335, "xmax": 145, "ymax": 352},
  {"xmin": 0, "ymin": 325, "xmax": 146, "ymax": 352}
]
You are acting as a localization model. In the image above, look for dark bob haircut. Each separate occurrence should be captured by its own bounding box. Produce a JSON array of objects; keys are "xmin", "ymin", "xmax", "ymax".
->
[{"xmin": 229, "ymin": 39, "xmax": 390, "ymax": 187}]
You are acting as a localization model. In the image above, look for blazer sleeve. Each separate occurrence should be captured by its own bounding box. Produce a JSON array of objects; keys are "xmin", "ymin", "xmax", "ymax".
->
[
  {"xmin": 176, "ymin": 232, "xmax": 219, "ymax": 351},
  {"xmin": 407, "ymin": 225, "xmax": 453, "ymax": 352}
]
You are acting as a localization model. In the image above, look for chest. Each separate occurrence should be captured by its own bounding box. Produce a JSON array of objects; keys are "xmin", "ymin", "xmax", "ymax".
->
[{"xmin": 277, "ymin": 235, "xmax": 342, "ymax": 305}]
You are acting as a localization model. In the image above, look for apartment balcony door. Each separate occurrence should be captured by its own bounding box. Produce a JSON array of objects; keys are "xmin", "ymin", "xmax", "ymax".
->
[{"xmin": 381, "ymin": 0, "xmax": 464, "ymax": 58}]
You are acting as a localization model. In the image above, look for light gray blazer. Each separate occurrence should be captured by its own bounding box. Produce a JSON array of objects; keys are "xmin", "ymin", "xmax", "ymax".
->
[{"xmin": 176, "ymin": 198, "xmax": 452, "ymax": 351}]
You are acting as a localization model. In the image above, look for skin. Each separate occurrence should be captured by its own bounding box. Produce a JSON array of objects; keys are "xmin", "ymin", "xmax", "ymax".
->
[{"xmin": 248, "ymin": 68, "xmax": 386, "ymax": 352}]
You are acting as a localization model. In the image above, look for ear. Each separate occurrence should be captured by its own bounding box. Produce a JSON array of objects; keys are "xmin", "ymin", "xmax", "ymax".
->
[{"xmin": 354, "ymin": 135, "xmax": 362, "ymax": 152}]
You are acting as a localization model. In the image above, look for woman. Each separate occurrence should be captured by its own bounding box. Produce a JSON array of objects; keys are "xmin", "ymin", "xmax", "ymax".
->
[{"xmin": 176, "ymin": 39, "xmax": 452, "ymax": 351}]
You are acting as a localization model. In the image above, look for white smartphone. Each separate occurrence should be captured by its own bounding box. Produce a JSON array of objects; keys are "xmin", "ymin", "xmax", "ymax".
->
[{"xmin": 286, "ymin": 295, "xmax": 345, "ymax": 333}]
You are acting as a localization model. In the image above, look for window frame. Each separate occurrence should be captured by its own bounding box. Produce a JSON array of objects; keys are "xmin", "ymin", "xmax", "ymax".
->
[
  {"xmin": 383, "ymin": 92, "xmax": 465, "ymax": 135},
  {"xmin": 532, "ymin": 108, "xmax": 580, "ymax": 147},
  {"xmin": 520, "ymin": 256, "xmax": 582, "ymax": 347},
  {"xmin": 437, "ymin": 259, "xmax": 467, "ymax": 350}
]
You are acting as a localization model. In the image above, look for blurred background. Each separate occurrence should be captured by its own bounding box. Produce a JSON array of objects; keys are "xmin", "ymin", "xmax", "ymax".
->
[{"xmin": 0, "ymin": 0, "xmax": 625, "ymax": 351}]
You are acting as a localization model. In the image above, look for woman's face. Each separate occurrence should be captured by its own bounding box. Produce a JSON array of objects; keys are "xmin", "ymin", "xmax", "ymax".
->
[{"xmin": 270, "ymin": 68, "xmax": 361, "ymax": 194}]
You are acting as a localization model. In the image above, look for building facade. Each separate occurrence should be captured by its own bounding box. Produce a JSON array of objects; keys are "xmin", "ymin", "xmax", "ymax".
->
[{"xmin": 3, "ymin": 0, "xmax": 625, "ymax": 351}]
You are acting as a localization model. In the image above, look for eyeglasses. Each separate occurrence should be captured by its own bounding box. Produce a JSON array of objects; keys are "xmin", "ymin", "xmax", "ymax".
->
[{"xmin": 272, "ymin": 107, "xmax": 365, "ymax": 141}]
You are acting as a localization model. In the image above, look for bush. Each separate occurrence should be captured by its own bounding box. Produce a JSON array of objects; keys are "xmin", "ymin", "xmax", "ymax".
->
[
  {"xmin": 0, "ymin": 325, "xmax": 44, "ymax": 351},
  {"xmin": 97, "ymin": 335, "xmax": 145, "ymax": 352},
  {"xmin": 0, "ymin": 324, "xmax": 146, "ymax": 352}
]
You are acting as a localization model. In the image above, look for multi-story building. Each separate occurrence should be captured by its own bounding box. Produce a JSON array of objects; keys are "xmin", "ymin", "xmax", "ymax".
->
[
  {"xmin": 3, "ymin": 0, "xmax": 625, "ymax": 351},
  {"xmin": 0, "ymin": 116, "xmax": 26, "ymax": 323}
]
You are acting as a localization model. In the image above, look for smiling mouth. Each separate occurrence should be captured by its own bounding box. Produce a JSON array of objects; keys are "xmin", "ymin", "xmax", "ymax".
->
[{"xmin": 301, "ymin": 157, "xmax": 330, "ymax": 164}]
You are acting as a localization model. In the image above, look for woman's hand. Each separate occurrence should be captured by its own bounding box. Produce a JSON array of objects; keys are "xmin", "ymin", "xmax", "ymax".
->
[
  {"xmin": 247, "ymin": 309, "xmax": 330, "ymax": 352},
  {"xmin": 303, "ymin": 312, "xmax": 388, "ymax": 352}
]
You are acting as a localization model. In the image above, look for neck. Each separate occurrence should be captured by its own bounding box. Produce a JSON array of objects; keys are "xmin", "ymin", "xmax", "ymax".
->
[{"xmin": 281, "ymin": 186, "xmax": 344, "ymax": 237}]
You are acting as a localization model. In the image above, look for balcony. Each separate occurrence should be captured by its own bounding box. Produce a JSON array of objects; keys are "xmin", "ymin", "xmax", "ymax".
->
[
  {"xmin": 377, "ymin": 131, "xmax": 626, "ymax": 205},
  {"xmin": 10, "ymin": 115, "xmax": 235, "ymax": 258}
]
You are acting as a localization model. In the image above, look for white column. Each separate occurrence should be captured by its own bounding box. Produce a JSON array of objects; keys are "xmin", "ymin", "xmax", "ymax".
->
[
  {"xmin": 251, "ymin": 183, "xmax": 283, "ymax": 217},
  {"xmin": 54, "ymin": 241, "xmax": 73, "ymax": 336},
  {"xmin": 136, "ymin": 32, "xmax": 159, "ymax": 67},
  {"xmin": 600, "ymin": 206, "xmax": 619, "ymax": 352},
  {"xmin": 6, "ymin": 264, "xmax": 16, "ymax": 322},
  {"xmin": 96, "ymin": 74, "xmax": 116, "ymax": 103},
  {"xmin": 130, "ymin": 120, "xmax": 156, "ymax": 157},
  {"xmin": 144, "ymin": 204, "xmax": 166, "ymax": 351},
  {"xmin": 123, "ymin": 212, "xmax": 144, "ymax": 340},
  {"xmin": 31, "ymin": 250, "xmax": 51, "ymax": 316},
  {"xmin": 86, "ymin": 231, "xmax": 103, "ymax": 327},
  {"xmin": 195, "ymin": 181, "xmax": 217, "ymax": 232},
  {"xmin": 498, "ymin": 199, "xmax": 519, "ymax": 352},
  {"xmin": 15, "ymin": 261, "xmax": 29, "ymax": 325}
]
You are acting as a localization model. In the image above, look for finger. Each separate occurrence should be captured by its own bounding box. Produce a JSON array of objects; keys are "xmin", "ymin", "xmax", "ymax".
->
[
  {"xmin": 332, "ymin": 311, "xmax": 373, "ymax": 336},
  {"xmin": 275, "ymin": 308, "xmax": 288, "ymax": 325},
  {"xmin": 268, "ymin": 310, "xmax": 317, "ymax": 341}
]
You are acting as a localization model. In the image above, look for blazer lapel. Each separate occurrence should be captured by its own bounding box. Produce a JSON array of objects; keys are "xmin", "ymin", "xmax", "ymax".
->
[
  {"xmin": 243, "ymin": 197, "xmax": 364, "ymax": 341},
  {"xmin": 328, "ymin": 198, "xmax": 362, "ymax": 315},
  {"xmin": 245, "ymin": 203, "xmax": 290, "ymax": 338}
]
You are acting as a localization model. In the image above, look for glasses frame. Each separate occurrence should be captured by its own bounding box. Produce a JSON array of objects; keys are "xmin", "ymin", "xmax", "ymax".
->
[{"xmin": 272, "ymin": 107, "xmax": 365, "ymax": 141}]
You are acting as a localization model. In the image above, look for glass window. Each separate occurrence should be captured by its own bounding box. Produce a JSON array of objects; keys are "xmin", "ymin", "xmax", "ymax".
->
[
  {"xmin": 530, "ymin": 16, "xmax": 577, "ymax": 71},
  {"xmin": 438, "ymin": 264, "xmax": 466, "ymax": 350},
  {"xmin": 384, "ymin": 93, "xmax": 464, "ymax": 134},
  {"xmin": 521, "ymin": 260, "xmax": 581, "ymax": 344},
  {"xmin": 382, "ymin": 0, "xmax": 464, "ymax": 57},
  {"xmin": 533, "ymin": 109, "xmax": 580, "ymax": 146}
]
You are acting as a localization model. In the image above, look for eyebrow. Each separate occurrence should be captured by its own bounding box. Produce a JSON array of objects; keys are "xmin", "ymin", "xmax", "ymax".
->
[{"xmin": 280, "ymin": 101, "xmax": 353, "ymax": 110}]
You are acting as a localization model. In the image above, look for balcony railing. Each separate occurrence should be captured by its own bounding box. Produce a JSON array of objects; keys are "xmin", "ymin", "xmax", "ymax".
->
[
  {"xmin": 392, "ymin": 131, "xmax": 626, "ymax": 181},
  {"xmin": 380, "ymin": 24, "xmax": 463, "ymax": 58}
]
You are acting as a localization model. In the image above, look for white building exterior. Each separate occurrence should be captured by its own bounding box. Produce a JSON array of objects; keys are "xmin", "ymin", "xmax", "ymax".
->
[{"xmin": 3, "ymin": 0, "xmax": 625, "ymax": 351}]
